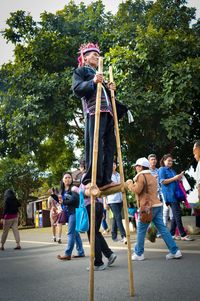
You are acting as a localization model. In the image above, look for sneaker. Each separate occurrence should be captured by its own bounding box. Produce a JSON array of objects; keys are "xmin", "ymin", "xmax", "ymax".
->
[
  {"xmin": 166, "ymin": 250, "xmax": 182, "ymax": 260},
  {"xmin": 131, "ymin": 253, "xmax": 145, "ymax": 261},
  {"xmin": 172, "ymin": 235, "xmax": 181, "ymax": 240},
  {"xmin": 156, "ymin": 234, "xmax": 161, "ymax": 238},
  {"xmin": 112, "ymin": 238, "xmax": 118, "ymax": 242},
  {"xmin": 57, "ymin": 239, "xmax": 62, "ymax": 244},
  {"xmin": 102, "ymin": 229, "xmax": 109, "ymax": 235},
  {"xmin": 121, "ymin": 237, "xmax": 127, "ymax": 244},
  {"xmin": 52, "ymin": 237, "xmax": 56, "ymax": 242},
  {"xmin": 87, "ymin": 263, "xmax": 107, "ymax": 271},
  {"xmin": 181, "ymin": 235, "xmax": 194, "ymax": 241},
  {"xmin": 108, "ymin": 253, "xmax": 117, "ymax": 266},
  {"xmin": 94, "ymin": 264, "xmax": 107, "ymax": 271}
]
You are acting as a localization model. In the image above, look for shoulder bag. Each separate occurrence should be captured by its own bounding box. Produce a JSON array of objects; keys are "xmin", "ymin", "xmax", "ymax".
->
[
  {"xmin": 75, "ymin": 190, "xmax": 89, "ymax": 232},
  {"xmin": 139, "ymin": 175, "xmax": 153, "ymax": 224}
]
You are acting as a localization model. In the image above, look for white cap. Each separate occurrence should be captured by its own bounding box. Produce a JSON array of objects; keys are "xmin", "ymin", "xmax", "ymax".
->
[{"xmin": 133, "ymin": 157, "xmax": 150, "ymax": 168}]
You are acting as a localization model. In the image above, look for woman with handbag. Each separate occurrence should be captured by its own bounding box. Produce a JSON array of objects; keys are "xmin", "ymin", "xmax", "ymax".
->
[
  {"xmin": 57, "ymin": 172, "xmax": 85, "ymax": 260},
  {"xmin": 158, "ymin": 154, "xmax": 193, "ymax": 241},
  {"xmin": 126, "ymin": 157, "xmax": 182, "ymax": 261},
  {"xmin": 47, "ymin": 187, "xmax": 63, "ymax": 244}
]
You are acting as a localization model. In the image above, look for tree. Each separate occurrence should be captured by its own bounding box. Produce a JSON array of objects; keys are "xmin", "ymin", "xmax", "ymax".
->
[
  {"xmin": 0, "ymin": 1, "xmax": 113, "ymax": 159},
  {"xmin": 107, "ymin": 0, "xmax": 200, "ymax": 171}
]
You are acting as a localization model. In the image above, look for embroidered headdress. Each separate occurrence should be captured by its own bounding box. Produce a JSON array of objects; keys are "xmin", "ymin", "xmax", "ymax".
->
[{"xmin": 78, "ymin": 43, "xmax": 100, "ymax": 67}]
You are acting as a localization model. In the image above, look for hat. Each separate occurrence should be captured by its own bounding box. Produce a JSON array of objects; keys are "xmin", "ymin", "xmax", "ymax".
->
[
  {"xmin": 78, "ymin": 43, "xmax": 100, "ymax": 67},
  {"xmin": 133, "ymin": 157, "xmax": 150, "ymax": 168}
]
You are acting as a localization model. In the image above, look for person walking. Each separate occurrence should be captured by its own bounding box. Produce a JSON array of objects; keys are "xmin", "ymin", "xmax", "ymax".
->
[
  {"xmin": 57, "ymin": 172, "xmax": 85, "ymax": 260},
  {"xmin": 47, "ymin": 187, "xmax": 63, "ymax": 243},
  {"xmin": 158, "ymin": 154, "xmax": 193, "ymax": 241},
  {"xmin": 148, "ymin": 154, "xmax": 173, "ymax": 235},
  {"xmin": 0, "ymin": 189, "xmax": 21, "ymax": 250},
  {"xmin": 80, "ymin": 180, "xmax": 117, "ymax": 271},
  {"xmin": 193, "ymin": 140, "xmax": 200, "ymax": 230},
  {"xmin": 126, "ymin": 157, "xmax": 182, "ymax": 260},
  {"xmin": 105, "ymin": 162, "xmax": 127, "ymax": 244}
]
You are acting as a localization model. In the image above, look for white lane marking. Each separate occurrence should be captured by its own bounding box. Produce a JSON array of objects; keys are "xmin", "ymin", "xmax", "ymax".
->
[{"xmin": 6, "ymin": 239, "xmax": 55, "ymax": 245}]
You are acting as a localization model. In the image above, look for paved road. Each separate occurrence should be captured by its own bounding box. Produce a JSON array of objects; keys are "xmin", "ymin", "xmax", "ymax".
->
[{"xmin": 0, "ymin": 227, "xmax": 200, "ymax": 301}]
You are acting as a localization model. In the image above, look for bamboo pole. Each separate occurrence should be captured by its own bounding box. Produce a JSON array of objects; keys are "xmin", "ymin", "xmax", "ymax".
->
[
  {"xmin": 109, "ymin": 66, "xmax": 135, "ymax": 297},
  {"xmin": 89, "ymin": 57, "xmax": 104, "ymax": 301}
]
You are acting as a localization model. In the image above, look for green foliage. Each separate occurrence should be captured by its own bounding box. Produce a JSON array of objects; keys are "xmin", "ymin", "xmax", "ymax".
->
[
  {"xmin": 107, "ymin": 0, "xmax": 200, "ymax": 170},
  {"xmin": 3, "ymin": 10, "xmax": 37, "ymax": 44}
]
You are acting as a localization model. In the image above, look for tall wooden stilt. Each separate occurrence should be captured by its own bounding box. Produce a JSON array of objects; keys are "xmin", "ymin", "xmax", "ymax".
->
[
  {"xmin": 89, "ymin": 57, "xmax": 103, "ymax": 301},
  {"xmin": 109, "ymin": 66, "xmax": 135, "ymax": 297}
]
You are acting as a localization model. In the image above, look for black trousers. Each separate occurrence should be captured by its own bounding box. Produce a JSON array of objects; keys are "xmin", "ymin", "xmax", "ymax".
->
[
  {"xmin": 86, "ymin": 202, "xmax": 112, "ymax": 266},
  {"xmin": 82, "ymin": 112, "xmax": 115, "ymax": 187},
  {"xmin": 196, "ymin": 215, "xmax": 200, "ymax": 228},
  {"xmin": 170, "ymin": 202, "xmax": 186, "ymax": 237}
]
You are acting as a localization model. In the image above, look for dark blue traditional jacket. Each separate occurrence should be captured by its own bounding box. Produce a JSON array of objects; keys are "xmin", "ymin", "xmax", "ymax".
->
[{"xmin": 72, "ymin": 65, "xmax": 113, "ymax": 116}]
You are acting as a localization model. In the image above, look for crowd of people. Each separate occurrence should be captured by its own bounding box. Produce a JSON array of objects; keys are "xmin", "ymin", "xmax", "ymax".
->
[
  {"xmin": 0, "ymin": 42, "xmax": 200, "ymax": 273},
  {"xmin": 1, "ymin": 143, "xmax": 199, "ymax": 269}
]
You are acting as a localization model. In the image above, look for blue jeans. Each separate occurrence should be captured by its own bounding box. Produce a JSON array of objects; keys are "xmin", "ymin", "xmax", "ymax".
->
[
  {"xmin": 109, "ymin": 202, "xmax": 126, "ymax": 240},
  {"xmin": 101, "ymin": 209, "xmax": 109, "ymax": 230},
  {"xmin": 134, "ymin": 206, "xmax": 178, "ymax": 256},
  {"xmin": 65, "ymin": 213, "xmax": 85, "ymax": 256},
  {"xmin": 170, "ymin": 202, "xmax": 186, "ymax": 237}
]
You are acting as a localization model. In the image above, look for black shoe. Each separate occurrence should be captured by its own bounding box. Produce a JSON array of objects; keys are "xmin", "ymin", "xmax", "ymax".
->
[
  {"xmin": 58, "ymin": 239, "xmax": 62, "ymax": 244},
  {"xmin": 14, "ymin": 246, "xmax": 21, "ymax": 250},
  {"xmin": 72, "ymin": 254, "xmax": 85, "ymax": 258}
]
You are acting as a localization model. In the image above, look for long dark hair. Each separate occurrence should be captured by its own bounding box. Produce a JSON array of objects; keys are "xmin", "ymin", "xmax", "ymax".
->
[
  {"xmin": 60, "ymin": 172, "xmax": 73, "ymax": 195},
  {"xmin": 4, "ymin": 189, "xmax": 17, "ymax": 200},
  {"xmin": 160, "ymin": 154, "xmax": 173, "ymax": 167}
]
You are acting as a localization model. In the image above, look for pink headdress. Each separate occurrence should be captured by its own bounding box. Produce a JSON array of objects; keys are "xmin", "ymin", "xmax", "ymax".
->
[{"xmin": 77, "ymin": 43, "xmax": 100, "ymax": 67}]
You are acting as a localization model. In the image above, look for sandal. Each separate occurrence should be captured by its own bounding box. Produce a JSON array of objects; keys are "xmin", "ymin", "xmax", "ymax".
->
[{"xmin": 57, "ymin": 254, "xmax": 71, "ymax": 260}]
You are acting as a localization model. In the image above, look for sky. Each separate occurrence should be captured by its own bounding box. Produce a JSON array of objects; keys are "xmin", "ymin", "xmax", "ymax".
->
[{"xmin": 0, "ymin": 0, "xmax": 200, "ymax": 66}]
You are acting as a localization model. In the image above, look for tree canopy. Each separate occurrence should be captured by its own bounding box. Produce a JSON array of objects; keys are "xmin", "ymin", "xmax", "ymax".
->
[{"xmin": 0, "ymin": 0, "xmax": 199, "ymax": 213}]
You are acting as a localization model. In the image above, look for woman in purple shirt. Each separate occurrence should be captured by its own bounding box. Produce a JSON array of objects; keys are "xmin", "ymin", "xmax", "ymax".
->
[{"xmin": 0, "ymin": 189, "xmax": 21, "ymax": 250}]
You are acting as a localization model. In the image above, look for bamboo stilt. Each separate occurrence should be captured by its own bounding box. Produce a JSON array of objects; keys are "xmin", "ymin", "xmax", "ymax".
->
[
  {"xmin": 85, "ymin": 183, "xmax": 125, "ymax": 198},
  {"xmin": 89, "ymin": 57, "xmax": 103, "ymax": 301},
  {"xmin": 109, "ymin": 66, "xmax": 135, "ymax": 297}
]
